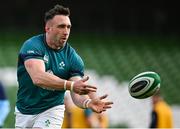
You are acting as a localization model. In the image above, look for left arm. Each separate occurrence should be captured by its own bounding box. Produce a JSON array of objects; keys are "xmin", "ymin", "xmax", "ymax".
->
[
  {"xmin": 69, "ymin": 76, "xmax": 113, "ymax": 113},
  {"xmin": 69, "ymin": 76, "xmax": 90, "ymax": 108}
]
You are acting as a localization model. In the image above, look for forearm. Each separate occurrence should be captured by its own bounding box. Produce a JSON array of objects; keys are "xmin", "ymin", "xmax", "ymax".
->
[
  {"xmin": 70, "ymin": 92, "xmax": 91, "ymax": 109},
  {"xmin": 69, "ymin": 76, "xmax": 91, "ymax": 108},
  {"xmin": 33, "ymin": 71, "xmax": 73, "ymax": 90},
  {"xmin": 25, "ymin": 59, "xmax": 96, "ymax": 94},
  {"xmin": 24, "ymin": 59, "xmax": 73, "ymax": 90}
]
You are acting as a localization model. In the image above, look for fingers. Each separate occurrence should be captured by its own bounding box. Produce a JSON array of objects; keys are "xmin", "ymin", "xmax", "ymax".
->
[
  {"xmin": 80, "ymin": 76, "xmax": 97, "ymax": 91},
  {"xmin": 84, "ymin": 85, "xmax": 97, "ymax": 92},
  {"xmin": 77, "ymin": 85, "xmax": 97, "ymax": 95},
  {"xmin": 99, "ymin": 98, "xmax": 113, "ymax": 112},
  {"xmin": 105, "ymin": 101, "xmax": 114, "ymax": 105},
  {"xmin": 99, "ymin": 102, "xmax": 113, "ymax": 113},
  {"xmin": 81, "ymin": 84, "xmax": 97, "ymax": 93},
  {"xmin": 99, "ymin": 94, "xmax": 108, "ymax": 100},
  {"xmin": 96, "ymin": 105, "xmax": 110, "ymax": 113},
  {"xmin": 104, "ymin": 105, "xmax": 112, "ymax": 109},
  {"xmin": 78, "ymin": 90, "xmax": 94, "ymax": 95},
  {"xmin": 90, "ymin": 97, "xmax": 113, "ymax": 113},
  {"xmin": 73, "ymin": 76, "xmax": 97, "ymax": 95},
  {"xmin": 81, "ymin": 76, "xmax": 89, "ymax": 82},
  {"xmin": 103, "ymin": 101, "xmax": 113, "ymax": 109}
]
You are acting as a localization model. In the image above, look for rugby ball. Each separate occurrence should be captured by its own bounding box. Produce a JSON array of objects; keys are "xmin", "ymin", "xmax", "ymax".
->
[{"xmin": 128, "ymin": 71, "xmax": 161, "ymax": 99}]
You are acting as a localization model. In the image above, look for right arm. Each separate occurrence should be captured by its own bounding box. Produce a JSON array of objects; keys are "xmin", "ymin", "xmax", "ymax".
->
[
  {"xmin": 25, "ymin": 58, "xmax": 71, "ymax": 90},
  {"xmin": 24, "ymin": 58, "xmax": 97, "ymax": 94}
]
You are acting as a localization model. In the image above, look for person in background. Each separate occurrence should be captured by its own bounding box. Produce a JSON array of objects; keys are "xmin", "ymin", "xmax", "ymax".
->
[
  {"xmin": 0, "ymin": 81, "xmax": 10, "ymax": 128},
  {"xmin": 149, "ymin": 90, "xmax": 174, "ymax": 128},
  {"xmin": 96, "ymin": 112, "xmax": 109, "ymax": 128}
]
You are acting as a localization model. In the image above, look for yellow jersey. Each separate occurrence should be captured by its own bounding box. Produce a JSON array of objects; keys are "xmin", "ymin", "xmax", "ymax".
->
[{"xmin": 154, "ymin": 100, "xmax": 173, "ymax": 128}]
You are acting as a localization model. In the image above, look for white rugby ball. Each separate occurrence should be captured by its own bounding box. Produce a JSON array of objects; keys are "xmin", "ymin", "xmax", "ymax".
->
[{"xmin": 128, "ymin": 71, "xmax": 161, "ymax": 99}]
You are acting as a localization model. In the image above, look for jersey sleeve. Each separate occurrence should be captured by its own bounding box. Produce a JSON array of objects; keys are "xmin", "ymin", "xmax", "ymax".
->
[
  {"xmin": 69, "ymin": 50, "xmax": 84, "ymax": 78},
  {"xmin": 19, "ymin": 39, "xmax": 44, "ymax": 62}
]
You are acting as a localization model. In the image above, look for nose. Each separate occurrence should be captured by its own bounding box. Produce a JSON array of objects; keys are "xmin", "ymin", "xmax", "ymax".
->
[{"xmin": 63, "ymin": 27, "xmax": 70, "ymax": 35}]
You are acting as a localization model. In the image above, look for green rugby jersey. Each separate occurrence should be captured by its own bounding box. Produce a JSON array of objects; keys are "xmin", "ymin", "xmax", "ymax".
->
[{"xmin": 16, "ymin": 34, "xmax": 84, "ymax": 114}]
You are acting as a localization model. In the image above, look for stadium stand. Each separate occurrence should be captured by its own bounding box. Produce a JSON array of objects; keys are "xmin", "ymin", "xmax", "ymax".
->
[
  {"xmin": 0, "ymin": 33, "xmax": 180, "ymax": 127},
  {"xmin": 0, "ymin": 34, "xmax": 180, "ymax": 104},
  {"xmin": 70, "ymin": 34, "xmax": 180, "ymax": 105}
]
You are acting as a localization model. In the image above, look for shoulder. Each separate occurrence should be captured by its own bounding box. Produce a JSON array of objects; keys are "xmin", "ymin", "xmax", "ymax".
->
[
  {"xmin": 20, "ymin": 34, "xmax": 45, "ymax": 52},
  {"xmin": 66, "ymin": 43, "xmax": 82, "ymax": 59},
  {"xmin": 65, "ymin": 43, "xmax": 84, "ymax": 77},
  {"xmin": 23, "ymin": 34, "xmax": 44, "ymax": 47},
  {"xmin": 65, "ymin": 43, "xmax": 76, "ymax": 54}
]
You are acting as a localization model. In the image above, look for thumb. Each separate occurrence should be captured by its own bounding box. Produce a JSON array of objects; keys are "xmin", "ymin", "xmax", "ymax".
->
[{"xmin": 81, "ymin": 76, "xmax": 89, "ymax": 82}]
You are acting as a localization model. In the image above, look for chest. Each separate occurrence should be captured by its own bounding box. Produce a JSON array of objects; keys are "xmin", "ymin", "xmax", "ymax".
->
[{"xmin": 43, "ymin": 51, "xmax": 70, "ymax": 79}]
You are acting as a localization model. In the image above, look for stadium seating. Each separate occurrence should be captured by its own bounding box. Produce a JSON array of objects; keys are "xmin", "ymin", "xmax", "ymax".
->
[
  {"xmin": 0, "ymin": 33, "xmax": 180, "ymax": 105},
  {"xmin": 70, "ymin": 34, "xmax": 180, "ymax": 105}
]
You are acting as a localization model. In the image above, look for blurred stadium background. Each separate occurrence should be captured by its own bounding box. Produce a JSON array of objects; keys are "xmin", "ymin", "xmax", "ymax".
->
[{"xmin": 0, "ymin": 0, "xmax": 180, "ymax": 128}]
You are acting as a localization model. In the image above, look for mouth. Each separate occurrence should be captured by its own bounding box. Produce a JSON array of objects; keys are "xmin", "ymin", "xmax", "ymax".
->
[
  {"xmin": 61, "ymin": 38, "xmax": 67, "ymax": 42},
  {"xmin": 61, "ymin": 35, "xmax": 67, "ymax": 40},
  {"xmin": 62, "ymin": 37, "xmax": 67, "ymax": 40}
]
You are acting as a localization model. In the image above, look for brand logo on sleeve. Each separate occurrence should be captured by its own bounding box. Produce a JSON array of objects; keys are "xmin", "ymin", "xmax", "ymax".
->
[{"xmin": 27, "ymin": 50, "xmax": 35, "ymax": 54}]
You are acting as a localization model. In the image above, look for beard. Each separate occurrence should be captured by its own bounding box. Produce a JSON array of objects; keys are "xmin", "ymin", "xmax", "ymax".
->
[{"xmin": 52, "ymin": 35, "xmax": 66, "ymax": 48}]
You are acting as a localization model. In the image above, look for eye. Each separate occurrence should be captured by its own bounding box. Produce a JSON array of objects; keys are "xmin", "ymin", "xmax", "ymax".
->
[
  {"xmin": 57, "ymin": 24, "xmax": 71, "ymax": 29},
  {"xmin": 67, "ymin": 25, "xmax": 71, "ymax": 29},
  {"xmin": 57, "ymin": 24, "xmax": 66, "ymax": 28}
]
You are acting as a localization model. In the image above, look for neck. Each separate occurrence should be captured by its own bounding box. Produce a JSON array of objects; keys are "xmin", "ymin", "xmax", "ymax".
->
[
  {"xmin": 48, "ymin": 43, "xmax": 62, "ymax": 50},
  {"xmin": 45, "ymin": 34, "xmax": 63, "ymax": 50}
]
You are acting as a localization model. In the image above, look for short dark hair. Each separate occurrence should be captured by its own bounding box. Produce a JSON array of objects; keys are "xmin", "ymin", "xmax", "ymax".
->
[{"xmin": 44, "ymin": 4, "xmax": 70, "ymax": 23}]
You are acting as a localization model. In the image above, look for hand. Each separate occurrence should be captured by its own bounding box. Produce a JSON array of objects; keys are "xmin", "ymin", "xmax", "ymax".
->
[
  {"xmin": 73, "ymin": 76, "xmax": 97, "ymax": 95},
  {"xmin": 88, "ymin": 94, "xmax": 113, "ymax": 113}
]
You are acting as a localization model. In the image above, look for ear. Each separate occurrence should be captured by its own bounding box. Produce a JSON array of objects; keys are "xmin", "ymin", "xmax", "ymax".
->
[
  {"xmin": 45, "ymin": 21, "xmax": 52, "ymax": 32},
  {"xmin": 45, "ymin": 26, "xmax": 50, "ymax": 32}
]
